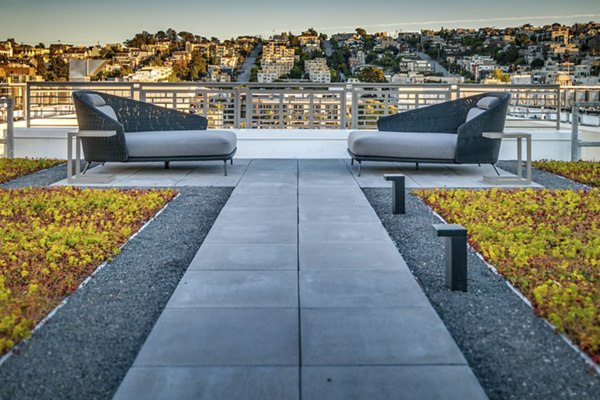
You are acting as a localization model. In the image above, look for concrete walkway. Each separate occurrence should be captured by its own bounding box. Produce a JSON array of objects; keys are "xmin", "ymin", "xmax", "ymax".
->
[{"xmin": 113, "ymin": 159, "xmax": 487, "ymax": 400}]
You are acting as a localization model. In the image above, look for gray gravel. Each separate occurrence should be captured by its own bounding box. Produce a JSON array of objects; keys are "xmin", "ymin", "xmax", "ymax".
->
[
  {"xmin": 0, "ymin": 163, "xmax": 69, "ymax": 189},
  {"xmin": 363, "ymin": 163, "xmax": 600, "ymax": 400},
  {"xmin": 497, "ymin": 160, "xmax": 590, "ymax": 190},
  {"xmin": 0, "ymin": 186, "xmax": 232, "ymax": 400}
]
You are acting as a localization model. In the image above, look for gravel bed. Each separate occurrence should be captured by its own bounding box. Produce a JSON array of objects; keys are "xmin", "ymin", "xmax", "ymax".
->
[
  {"xmin": 0, "ymin": 163, "xmax": 70, "ymax": 189},
  {"xmin": 497, "ymin": 160, "xmax": 590, "ymax": 190},
  {"xmin": 363, "ymin": 178, "xmax": 600, "ymax": 399},
  {"xmin": 0, "ymin": 183, "xmax": 232, "ymax": 399}
]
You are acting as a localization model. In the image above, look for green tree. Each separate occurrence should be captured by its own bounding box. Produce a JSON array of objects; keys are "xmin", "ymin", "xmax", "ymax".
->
[
  {"xmin": 34, "ymin": 55, "xmax": 47, "ymax": 77},
  {"xmin": 355, "ymin": 28, "xmax": 367, "ymax": 37},
  {"xmin": 46, "ymin": 56, "xmax": 69, "ymax": 81},
  {"xmin": 126, "ymin": 31, "xmax": 155, "ymax": 48},
  {"xmin": 178, "ymin": 31, "xmax": 195, "ymax": 43},
  {"xmin": 490, "ymin": 68, "xmax": 510, "ymax": 82},
  {"xmin": 188, "ymin": 52, "xmax": 207, "ymax": 80},
  {"xmin": 288, "ymin": 64, "xmax": 303, "ymax": 79},
  {"xmin": 356, "ymin": 66, "xmax": 386, "ymax": 83}
]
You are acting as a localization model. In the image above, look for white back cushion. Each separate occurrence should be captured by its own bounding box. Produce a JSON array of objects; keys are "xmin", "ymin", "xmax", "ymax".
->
[
  {"xmin": 476, "ymin": 96, "xmax": 499, "ymax": 110},
  {"xmin": 84, "ymin": 93, "xmax": 106, "ymax": 106},
  {"xmin": 96, "ymin": 105, "xmax": 118, "ymax": 121},
  {"xmin": 466, "ymin": 107, "xmax": 486, "ymax": 122}
]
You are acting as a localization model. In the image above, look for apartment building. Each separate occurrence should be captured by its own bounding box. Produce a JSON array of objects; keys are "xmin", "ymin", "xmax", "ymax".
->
[
  {"xmin": 305, "ymin": 58, "xmax": 331, "ymax": 83},
  {"xmin": 0, "ymin": 63, "xmax": 41, "ymax": 83},
  {"xmin": 0, "ymin": 42, "xmax": 13, "ymax": 58},
  {"xmin": 127, "ymin": 66, "xmax": 172, "ymax": 82},
  {"xmin": 257, "ymin": 71, "xmax": 280, "ymax": 83}
]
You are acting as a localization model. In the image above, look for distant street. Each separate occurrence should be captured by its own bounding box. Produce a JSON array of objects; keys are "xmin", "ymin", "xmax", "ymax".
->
[
  {"xmin": 323, "ymin": 40, "xmax": 333, "ymax": 57},
  {"xmin": 236, "ymin": 43, "xmax": 261, "ymax": 82}
]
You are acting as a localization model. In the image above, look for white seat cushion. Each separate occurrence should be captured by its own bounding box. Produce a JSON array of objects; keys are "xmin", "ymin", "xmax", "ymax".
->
[
  {"xmin": 125, "ymin": 130, "xmax": 237, "ymax": 158},
  {"xmin": 348, "ymin": 130, "xmax": 457, "ymax": 160}
]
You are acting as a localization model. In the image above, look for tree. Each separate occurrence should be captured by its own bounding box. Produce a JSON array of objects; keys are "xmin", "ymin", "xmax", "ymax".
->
[
  {"xmin": 288, "ymin": 64, "xmax": 303, "ymax": 79},
  {"xmin": 490, "ymin": 68, "xmax": 510, "ymax": 83},
  {"xmin": 178, "ymin": 31, "xmax": 195, "ymax": 43},
  {"xmin": 126, "ymin": 31, "xmax": 155, "ymax": 48},
  {"xmin": 166, "ymin": 28, "xmax": 178, "ymax": 42},
  {"xmin": 356, "ymin": 66, "xmax": 386, "ymax": 83},
  {"xmin": 188, "ymin": 52, "xmax": 207, "ymax": 80},
  {"xmin": 355, "ymin": 28, "xmax": 367, "ymax": 38},
  {"xmin": 34, "ymin": 55, "xmax": 47, "ymax": 77},
  {"xmin": 530, "ymin": 58, "xmax": 544, "ymax": 69},
  {"xmin": 46, "ymin": 56, "xmax": 69, "ymax": 81}
]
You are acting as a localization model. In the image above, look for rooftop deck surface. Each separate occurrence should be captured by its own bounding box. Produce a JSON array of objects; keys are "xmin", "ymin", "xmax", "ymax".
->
[{"xmin": 110, "ymin": 159, "xmax": 494, "ymax": 399}]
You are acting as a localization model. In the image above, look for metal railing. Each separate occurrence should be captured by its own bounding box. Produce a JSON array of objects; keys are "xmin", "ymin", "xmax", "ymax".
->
[
  {"xmin": 5, "ymin": 82, "xmax": 600, "ymax": 130},
  {"xmin": 0, "ymin": 96, "xmax": 14, "ymax": 158},
  {"xmin": 17, "ymin": 81, "xmax": 571, "ymax": 130},
  {"xmin": 571, "ymin": 101, "xmax": 600, "ymax": 161}
]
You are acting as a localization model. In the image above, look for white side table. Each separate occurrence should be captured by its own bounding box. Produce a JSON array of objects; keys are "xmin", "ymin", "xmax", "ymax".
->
[
  {"xmin": 67, "ymin": 130, "xmax": 116, "ymax": 184},
  {"xmin": 482, "ymin": 131, "xmax": 532, "ymax": 185}
]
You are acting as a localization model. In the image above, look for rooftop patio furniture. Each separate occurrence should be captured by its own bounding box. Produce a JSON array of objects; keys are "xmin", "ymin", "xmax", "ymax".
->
[
  {"xmin": 72, "ymin": 91, "xmax": 237, "ymax": 175},
  {"xmin": 347, "ymin": 92, "xmax": 510, "ymax": 175}
]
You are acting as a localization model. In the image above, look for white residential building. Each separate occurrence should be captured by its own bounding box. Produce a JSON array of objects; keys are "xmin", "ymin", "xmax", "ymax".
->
[
  {"xmin": 257, "ymin": 71, "xmax": 280, "ymax": 83},
  {"xmin": 305, "ymin": 58, "xmax": 331, "ymax": 83},
  {"xmin": 127, "ymin": 66, "xmax": 172, "ymax": 82}
]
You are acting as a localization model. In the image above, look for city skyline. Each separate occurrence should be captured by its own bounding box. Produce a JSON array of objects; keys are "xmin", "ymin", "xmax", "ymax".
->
[{"xmin": 1, "ymin": 0, "xmax": 600, "ymax": 45}]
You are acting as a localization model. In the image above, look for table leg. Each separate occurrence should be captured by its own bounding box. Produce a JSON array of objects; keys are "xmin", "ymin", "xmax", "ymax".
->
[
  {"xmin": 517, "ymin": 137, "xmax": 522, "ymax": 179},
  {"xmin": 75, "ymin": 137, "xmax": 81, "ymax": 179},
  {"xmin": 526, "ymin": 136, "xmax": 532, "ymax": 184},
  {"xmin": 67, "ymin": 132, "xmax": 74, "ymax": 183}
]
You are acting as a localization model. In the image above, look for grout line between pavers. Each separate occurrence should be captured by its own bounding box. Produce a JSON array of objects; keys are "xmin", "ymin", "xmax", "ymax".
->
[{"xmin": 296, "ymin": 159, "xmax": 303, "ymax": 400}]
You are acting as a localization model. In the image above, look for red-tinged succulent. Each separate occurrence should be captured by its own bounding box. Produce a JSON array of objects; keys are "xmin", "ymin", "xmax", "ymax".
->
[
  {"xmin": 0, "ymin": 187, "xmax": 176, "ymax": 355},
  {"xmin": 0, "ymin": 158, "xmax": 65, "ymax": 184},
  {"xmin": 415, "ymin": 188, "xmax": 600, "ymax": 363},
  {"xmin": 533, "ymin": 160, "xmax": 600, "ymax": 187}
]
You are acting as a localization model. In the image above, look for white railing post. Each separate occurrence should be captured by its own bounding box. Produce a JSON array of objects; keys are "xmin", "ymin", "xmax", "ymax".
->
[
  {"xmin": 556, "ymin": 86, "xmax": 561, "ymax": 130},
  {"xmin": 2, "ymin": 97, "xmax": 14, "ymax": 158}
]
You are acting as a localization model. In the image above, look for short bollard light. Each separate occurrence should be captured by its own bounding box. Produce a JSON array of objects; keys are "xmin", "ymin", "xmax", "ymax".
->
[
  {"xmin": 383, "ymin": 174, "xmax": 405, "ymax": 214},
  {"xmin": 433, "ymin": 224, "xmax": 468, "ymax": 292}
]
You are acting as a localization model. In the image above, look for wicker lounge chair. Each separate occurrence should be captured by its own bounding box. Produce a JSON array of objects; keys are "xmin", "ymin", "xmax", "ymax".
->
[
  {"xmin": 347, "ymin": 92, "xmax": 510, "ymax": 175},
  {"xmin": 72, "ymin": 91, "xmax": 237, "ymax": 175}
]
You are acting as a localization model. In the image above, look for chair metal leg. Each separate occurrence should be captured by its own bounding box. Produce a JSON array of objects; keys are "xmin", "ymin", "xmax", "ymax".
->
[
  {"xmin": 492, "ymin": 164, "xmax": 500, "ymax": 176},
  {"xmin": 165, "ymin": 161, "xmax": 170, "ymax": 169},
  {"xmin": 81, "ymin": 161, "xmax": 91, "ymax": 175},
  {"xmin": 358, "ymin": 161, "xmax": 362, "ymax": 176},
  {"xmin": 416, "ymin": 162, "xmax": 419, "ymax": 170},
  {"xmin": 224, "ymin": 160, "xmax": 228, "ymax": 176},
  {"xmin": 351, "ymin": 158, "xmax": 354, "ymax": 166},
  {"xmin": 230, "ymin": 158, "xmax": 233, "ymax": 165}
]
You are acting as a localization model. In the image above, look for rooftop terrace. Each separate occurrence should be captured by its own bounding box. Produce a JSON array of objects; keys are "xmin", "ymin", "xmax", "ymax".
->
[{"xmin": 0, "ymin": 83, "xmax": 598, "ymax": 399}]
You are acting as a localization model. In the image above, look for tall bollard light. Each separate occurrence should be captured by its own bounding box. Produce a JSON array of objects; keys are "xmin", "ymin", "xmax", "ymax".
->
[{"xmin": 383, "ymin": 174, "xmax": 405, "ymax": 214}]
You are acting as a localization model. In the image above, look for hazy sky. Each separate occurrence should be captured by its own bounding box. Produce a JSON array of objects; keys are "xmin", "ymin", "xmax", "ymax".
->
[{"xmin": 1, "ymin": 0, "xmax": 600, "ymax": 45}]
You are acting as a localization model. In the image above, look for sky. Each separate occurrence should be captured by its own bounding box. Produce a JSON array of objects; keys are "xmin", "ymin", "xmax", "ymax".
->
[{"xmin": 1, "ymin": 0, "xmax": 600, "ymax": 45}]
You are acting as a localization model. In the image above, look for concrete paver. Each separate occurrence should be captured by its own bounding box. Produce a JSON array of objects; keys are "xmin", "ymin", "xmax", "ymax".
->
[
  {"xmin": 133, "ymin": 308, "xmax": 299, "ymax": 367},
  {"xmin": 117, "ymin": 367, "xmax": 299, "ymax": 400},
  {"xmin": 189, "ymin": 243, "xmax": 297, "ymax": 271},
  {"xmin": 114, "ymin": 159, "xmax": 487, "ymax": 400},
  {"xmin": 302, "ymin": 366, "xmax": 487, "ymax": 400},
  {"xmin": 168, "ymin": 271, "xmax": 298, "ymax": 308}
]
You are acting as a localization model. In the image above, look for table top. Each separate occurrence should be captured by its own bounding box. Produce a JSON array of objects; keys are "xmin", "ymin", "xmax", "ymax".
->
[
  {"xmin": 483, "ymin": 131, "xmax": 532, "ymax": 139},
  {"xmin": 68, "ymin": 130, "xmax": 116, "ymax": 138}
]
